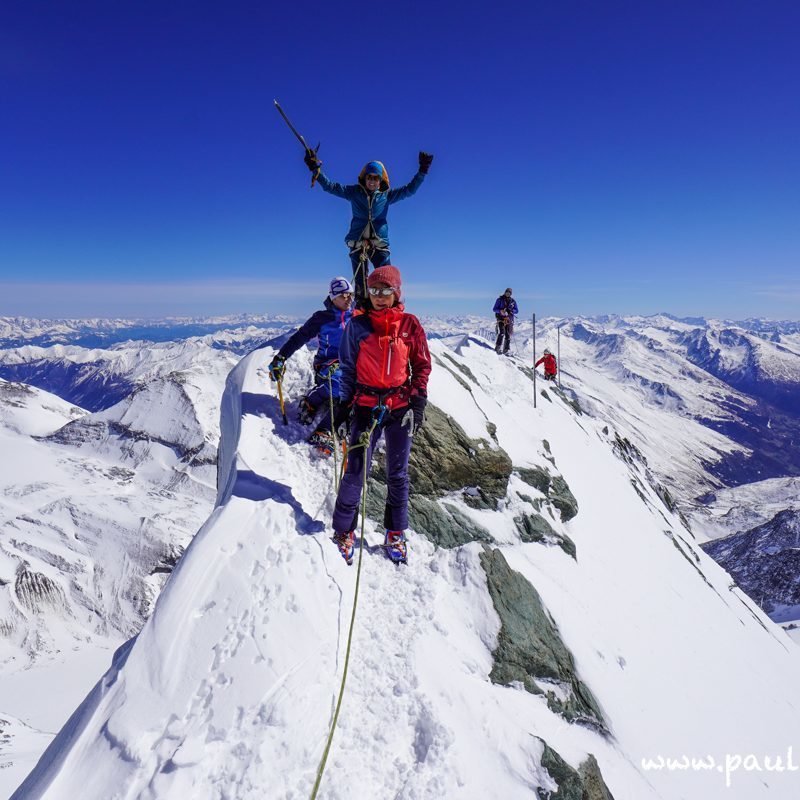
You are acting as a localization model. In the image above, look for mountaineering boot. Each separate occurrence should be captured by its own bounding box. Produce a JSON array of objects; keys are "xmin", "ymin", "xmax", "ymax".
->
[
  {"xmin": 383, "ymin": 530, "xmax": 407, "ymax": 564},
  {"xmin": 332, "ymin": 531, "xmax": 355, "ymax": 565},
  {"xmin": 308, "ymin": 429, "xmax": 334, "ymax": 457},
  {"xmin": 298, "ymin": 397, "xmax": 316, "ymax": 425}
]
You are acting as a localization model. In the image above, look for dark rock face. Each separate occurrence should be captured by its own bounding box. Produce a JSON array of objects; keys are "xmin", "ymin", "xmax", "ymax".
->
[
  {"xmin": 365, "ymin": 482, "xmax": 494, "ymax": 548},
  {"xmin": 701, "ymin": 509, "xmax": 800, "ymax": 617},
  {"xmin": 517, "ymin": 467, "xmax": 551, "ymax": 495},
  {"xmin": 480, "ymin": 548, "xmax": 605, "ymax": 730},
  {"xmin": 517, "ymin": 468, "xmax": 579, "ymax": 523},
  {"xmin": 578, "ymin": 754, "xmax": 617, "ymax": 799},
  {"xmin": 536, "ymin": 742, "xmax": 616, "ymax": 799},
  {"xmin": 514, "ymin": 514, "xmax": 576, "ymax": 559},
  {"xmin": 550, "ymin": 477, "xmax": 579, "ymax": 523},
  {"xmin": 367, "ymin": 402, "xmax": 511, "ymax": 546},
  {"xmin": 14, "ymin": 566, "xmax": 66, "ymax": 613},
  {"xmin": 406, "ymin": 404, "xmax": 512, "ymax": 507}
]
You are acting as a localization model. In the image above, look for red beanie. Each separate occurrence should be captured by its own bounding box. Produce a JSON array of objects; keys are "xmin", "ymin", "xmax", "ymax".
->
[{"xmin": 367, "ymin": 265, "xmax": 402, "ymax": 299}]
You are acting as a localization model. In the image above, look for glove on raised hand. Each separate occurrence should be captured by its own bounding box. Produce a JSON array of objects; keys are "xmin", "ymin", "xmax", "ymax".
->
[
  {"xmin": 268, "ymin": 355, "xmax": 286, "ymax": 382},
  {"xmin": 304, "ymin": 150, "xmax": 321, "ymax": 173},
  {"xmin": 418, "ymin": 151, "xmax": 434, "ymax": 174}
]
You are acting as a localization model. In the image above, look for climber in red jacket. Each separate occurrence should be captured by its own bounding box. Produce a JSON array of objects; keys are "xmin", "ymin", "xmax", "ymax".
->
[{"xmin": 535, "ymin": 349, "xmax": 558, "ymax": 381}]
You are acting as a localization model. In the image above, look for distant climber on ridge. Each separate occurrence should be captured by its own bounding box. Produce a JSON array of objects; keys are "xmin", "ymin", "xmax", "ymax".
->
[
  {"xmin": 265, "ymin": 277, "xmax": 354, "ymax": 456},
  {"xmin": 302, "ymin": 152, "xmax": 433, "ymax": 304},
  {"xmin": 535, "ymin": 348, "xmax": 558, "ymax": 382},
  {"xmin": 493, "ymin": 287, "xmax": 518, "ymax": 355}
]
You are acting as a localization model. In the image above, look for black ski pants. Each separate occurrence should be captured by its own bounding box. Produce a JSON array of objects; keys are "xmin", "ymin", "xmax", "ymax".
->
[{"xmin": 495, "ymin": 317, "xmax": 514, "ymax": 353}]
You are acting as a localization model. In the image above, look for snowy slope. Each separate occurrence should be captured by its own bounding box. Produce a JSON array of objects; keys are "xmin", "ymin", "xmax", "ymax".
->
[
  {"xmin": 0, "ymin": 379, "xmax": 85, "ymax": 436},
  {"xmin": 0, "ymin": 353, "xmax": 234, "ymax": 650},
  {"xmin": 0, "ymin": 358, "xmax": 238, "ymax": 792},
  {"xmin": 12, "ymin": 338, "xmax": 800, "ymax": 800},
  {"xmin": 694, "ymin": 477, "xmax": 800, "ymax": 541}
]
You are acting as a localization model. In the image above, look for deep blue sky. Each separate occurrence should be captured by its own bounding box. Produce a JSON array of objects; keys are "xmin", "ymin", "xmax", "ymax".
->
[{"xmin": 1, "ymin": 0, "xmax": 799, "ymax": 319}]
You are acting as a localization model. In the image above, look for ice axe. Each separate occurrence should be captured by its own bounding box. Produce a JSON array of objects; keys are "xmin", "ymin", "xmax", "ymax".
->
[
  {"xmin": 274, "ymin": 99, "xmax": 320, "ymax": 187},
  {"xmin": 275, "ymin": 376, "xmax": 288, "ymax": 426}
]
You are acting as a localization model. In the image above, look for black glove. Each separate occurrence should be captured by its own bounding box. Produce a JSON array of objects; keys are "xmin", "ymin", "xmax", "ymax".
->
[
  {"xmin": 268, "ymin": 355, "xmax": 286, "ymax": 382},
  {"xmin": 304, "ymin": 149, "xmax": 321, "ymax": 173},
  {"xmin": 333, "ymin": 399, "xmax": 353, "ymax": 438},
  {"xmin": 402, "ymin": 396, "xmax": 427, "ymax": 436},
  {"xmin": 418, "ymin": 151, "xmax": 433, "ymax": 175}
]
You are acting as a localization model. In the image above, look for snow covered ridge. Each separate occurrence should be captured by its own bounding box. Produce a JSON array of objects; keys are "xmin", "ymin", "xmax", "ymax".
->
[{"xmin": 12, "ymin": 338, "xmax": 800, "ymax": 799}]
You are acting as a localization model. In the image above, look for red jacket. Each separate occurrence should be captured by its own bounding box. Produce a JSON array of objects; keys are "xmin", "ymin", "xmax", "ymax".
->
[
  {"xmin": 535, "ymin": 353, "xmax": 557, "ymax": 376},
  {"xmin": 339, "ymin": 305, "xmax": 432, "ymax": 410}
]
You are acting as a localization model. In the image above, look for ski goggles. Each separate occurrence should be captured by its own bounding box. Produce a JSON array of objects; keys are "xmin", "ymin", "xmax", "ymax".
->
[{"xmin": 367, "ymin": 286, "xmax": 397, "ymax": 297}]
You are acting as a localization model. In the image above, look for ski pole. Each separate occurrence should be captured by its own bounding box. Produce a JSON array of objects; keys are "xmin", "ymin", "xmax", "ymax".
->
[
  {"xmin": 274, "ymin": 99, "xmax": 320, "ymax": 186},
  {"xmin": 532, "ymin": 312, "xmax": 537, "ymax": 408},
  {"xmin": 276, "ymin": 376, "xmax": 288, "ymax": 426},
  {"xmin": 557, "ymin": 324, "xmax": 562, "ymax": 390}
]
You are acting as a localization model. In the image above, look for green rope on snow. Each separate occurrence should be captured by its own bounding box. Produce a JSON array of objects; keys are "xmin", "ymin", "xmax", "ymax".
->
[{"xmin": 309, "ymin": 418, "xmax": 377, "ymax": 800}]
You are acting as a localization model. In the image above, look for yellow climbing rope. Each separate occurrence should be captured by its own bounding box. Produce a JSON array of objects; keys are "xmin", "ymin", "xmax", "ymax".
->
[{"xmin": 309, "ymin": 416, "xmax": 378, "ymax": 799}]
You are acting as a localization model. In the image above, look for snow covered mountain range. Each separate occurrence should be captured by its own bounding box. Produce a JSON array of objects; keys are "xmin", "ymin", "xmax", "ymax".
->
[{"xmin": 2, "ymin": 313, "xmax": 800, "ymax": 798}]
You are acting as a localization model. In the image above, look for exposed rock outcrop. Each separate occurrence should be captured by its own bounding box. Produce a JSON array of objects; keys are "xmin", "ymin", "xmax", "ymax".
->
[{"xmin": 480, "ymin": 548, "xmax": 605, "ymax": 730}]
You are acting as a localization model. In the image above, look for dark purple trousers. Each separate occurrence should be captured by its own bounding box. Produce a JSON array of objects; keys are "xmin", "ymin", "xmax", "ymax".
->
[{"xmin": 332, "ymin": 407, "xmax": 412, "ymax": 534}]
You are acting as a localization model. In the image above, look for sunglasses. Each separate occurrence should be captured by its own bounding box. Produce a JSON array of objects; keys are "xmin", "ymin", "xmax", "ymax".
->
[{"xmin": 368, "ymin": 286, "xmax": 397, "ymax": 297}]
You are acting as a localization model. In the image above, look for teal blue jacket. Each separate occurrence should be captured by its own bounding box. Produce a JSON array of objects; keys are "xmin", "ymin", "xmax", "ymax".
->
[{"xmin": 316, "ymin": 171, "xmax": 425, "ymax": 248}]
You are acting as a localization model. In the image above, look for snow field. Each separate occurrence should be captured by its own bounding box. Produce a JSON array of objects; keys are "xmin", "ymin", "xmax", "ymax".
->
[{"xmin": 11, "ymin": 336, "xmax": 800, "ymax": 799}]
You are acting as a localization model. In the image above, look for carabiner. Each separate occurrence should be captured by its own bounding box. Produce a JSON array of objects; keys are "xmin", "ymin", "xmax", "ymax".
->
[{"xmin": 371, "ymin": 403, "xmax": 389, "ymax": 426}]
